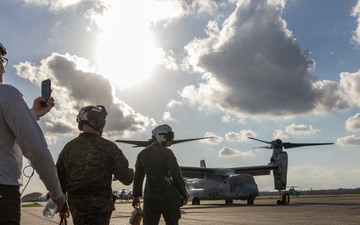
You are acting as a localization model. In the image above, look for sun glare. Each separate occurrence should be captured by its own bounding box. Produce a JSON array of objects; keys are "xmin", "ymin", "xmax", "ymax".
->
[{"xmin": 94, "ymin": 1, "xmax": 161, "ymax": 88}]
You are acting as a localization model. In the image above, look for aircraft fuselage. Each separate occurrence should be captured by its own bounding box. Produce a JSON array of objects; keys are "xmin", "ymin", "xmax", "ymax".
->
[{"xmin": 186, "ymin": 173, "xmax": 258, "ymax": 205}]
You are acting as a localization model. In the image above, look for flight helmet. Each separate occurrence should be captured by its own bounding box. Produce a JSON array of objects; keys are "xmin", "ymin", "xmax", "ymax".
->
[
  {"xmin": 152, "ymin": 124, "xmax": 174, "ymax": 144},
  {"xmin": 0, "ymin": 42, "xmax": 7, "ymax": 56},
  {"xmin": 76, "ymin": 105, "xmax": 107, "ymax": 132}
]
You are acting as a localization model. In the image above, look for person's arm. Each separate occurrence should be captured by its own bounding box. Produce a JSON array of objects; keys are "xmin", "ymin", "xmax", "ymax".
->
[
  {"xmin": 167, "ymin": 150, "xmax": 188, "ymax": 201},
  {"xmin": 132, "ymin": 153, "xmax": 145, "ymax": 208},
  {"xmin": 4, "ymin": 90, "xmax": 63, "ymax": 201},
  {"xmin": 132, "ymin": 155, "xmax": 145, "ymax": 198},
  {"xmin": 55, "ymin": 153, "xmax": 70, "ymax": 218},
  {"xmin": 55, "ymin": 151, "xmax": 67, "ymax": 194},
  {"xmin": 112, "ymin": 144, "xmax": 134, "ymax": 185}
]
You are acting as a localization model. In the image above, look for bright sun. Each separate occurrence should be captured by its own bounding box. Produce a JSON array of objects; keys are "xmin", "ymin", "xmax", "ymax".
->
[{"xmin": 94, "ymin": 1, "xmax": 161, "ymax": 88}]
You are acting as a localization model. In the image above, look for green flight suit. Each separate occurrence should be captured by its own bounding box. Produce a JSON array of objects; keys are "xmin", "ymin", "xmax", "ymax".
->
[{"xmin": 133, "ymin": 142, "xmax": 187, "ymax": 225}]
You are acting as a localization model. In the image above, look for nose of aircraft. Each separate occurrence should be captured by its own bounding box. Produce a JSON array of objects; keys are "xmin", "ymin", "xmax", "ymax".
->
[{"xmin": 236, "ymin": 183, "xmax": 259, "ymax": 198}]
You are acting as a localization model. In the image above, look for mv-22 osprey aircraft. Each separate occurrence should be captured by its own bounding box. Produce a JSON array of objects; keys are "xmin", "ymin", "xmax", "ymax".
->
[
  {"xmin": 115, "ymin": 136, "xmax": 333, "ymax": 205},
  {"xmin": 180, "ymin": 137, "xmax": 333, "ymax": 205}
]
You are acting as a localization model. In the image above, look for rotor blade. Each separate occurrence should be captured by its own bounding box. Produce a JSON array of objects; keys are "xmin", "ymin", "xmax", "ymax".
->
[
  {"xmin": 251, "ymin": 145, "xmax": 271, "ymax": 149},
  {"xmin": 115, "ymin": 137, "xmax": 214, "ymax": 148},
  {"xmin": 247, "ymin": 137, "xmax": 272, "ymax": 144},
  {"xmin": 172, "ymin": 137, "xmax": 214, "ymax": 145},
  {"xmin": 114, "ymin": 140, "xmax": 152, "ymax": 147},
  {"xmin": 282, "ymin": 142, "xmax": 333, "ymax": 149}
]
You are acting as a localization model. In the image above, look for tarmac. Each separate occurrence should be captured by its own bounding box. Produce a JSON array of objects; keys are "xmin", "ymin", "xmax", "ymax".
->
[{"xmin": 20, "ymin": 196, "xmax": 360, "ymax": 225}]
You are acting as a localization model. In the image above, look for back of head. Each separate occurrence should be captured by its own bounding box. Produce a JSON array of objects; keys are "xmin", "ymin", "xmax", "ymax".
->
[
  {"xmin": 151, "ymin": 124, "xmax": 174, "ymax": 145},
  {"xmin": 0, "ymin": 42, "xmax": 7, "ymax": 56},
  {"xmin": 76, "ymin": 105, "xmax": 108, "ymax": 132}
]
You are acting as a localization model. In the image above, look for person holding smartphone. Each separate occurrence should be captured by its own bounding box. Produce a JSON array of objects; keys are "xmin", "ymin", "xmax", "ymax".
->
[{"xmin": 0, "ymin": 42, "xmax": 65, "ymax": 224}]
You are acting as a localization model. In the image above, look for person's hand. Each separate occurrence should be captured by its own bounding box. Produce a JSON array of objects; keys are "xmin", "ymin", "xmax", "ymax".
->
[
  {"xmin": 53, "ymin": 193, "xmax": 66, "ymax": 212},
  {"xmin": 59, "ymin": 210, "xmax": 70, "ymax": 220},
  {"xmin": 182, "ymin": 198, "xmax": 188, "ymax": 206},
  {"xmin": 129, "ymin": 168, "xmax": 134, "ymax": 175},
  {"xmin": 31, "ymin": 96, "xmax": 55, "ymax": 118},
  {"xmin": 132, "ymin": 197, "xmax": 140, "ymax": 208},
  {"xmin": 45, "ymin": 192, "xmax": 50, "ymax": 200}
]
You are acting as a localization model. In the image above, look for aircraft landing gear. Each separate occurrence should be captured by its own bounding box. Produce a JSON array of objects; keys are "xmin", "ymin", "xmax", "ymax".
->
[
  {"xmin": 247, "ymin": 195, "xmax": 255, "ymax": 205},
  {"xmin": 225, "ymin": 198, "xmax": 233, "ymax": 205},
  {"xmin": 277, "ymin": 192, "xmax": 290, "ymax": 205},
  {"xmin": 247, "ymin": 199, "xmax": 254, "ymax": 205},
  {"xmin": 192, "ymin": 197, "xmax": 200, "ymax": 205}
]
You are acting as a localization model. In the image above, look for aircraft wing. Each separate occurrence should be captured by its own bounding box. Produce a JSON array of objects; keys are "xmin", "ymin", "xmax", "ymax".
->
[
  {"xmin": 180, "ymin": 164, "xmax": 279, "ymax": 178},
  {"xmin": 180, "ymin": 166, "xmax": 217, "ymax": 179},
  {"xmin": 232, "ymin": 164, "xmax": 279, "ymax": 176},
  {"xmin": 115, "ymin": 137, "xmax": 213, "ymax": 147}
]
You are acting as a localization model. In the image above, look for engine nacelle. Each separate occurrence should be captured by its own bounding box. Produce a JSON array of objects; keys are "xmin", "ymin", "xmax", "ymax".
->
[{"xmin": 273, "ymin": 151, "xmax": 288, "ymax": 190}]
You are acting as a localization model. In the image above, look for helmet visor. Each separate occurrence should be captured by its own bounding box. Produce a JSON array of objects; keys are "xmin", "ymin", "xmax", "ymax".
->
[{"xmin": 160, "ymin": 132, "xmax": 174, "ymax": 142}]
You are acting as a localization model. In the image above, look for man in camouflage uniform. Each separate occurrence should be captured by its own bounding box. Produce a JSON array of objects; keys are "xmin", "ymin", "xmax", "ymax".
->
[
  {"xmin": 56, "ymin": 105, "xmax": 133, "ymax": 225},
  {"xmin": 132, "ymin": 124, "xmax": 188, "ymax": 225}
]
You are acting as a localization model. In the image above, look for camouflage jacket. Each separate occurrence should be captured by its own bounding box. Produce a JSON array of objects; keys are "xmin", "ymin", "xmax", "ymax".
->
[{"xmin": 56, "ymin": 132, "xmax": 133, "ymax": 212}]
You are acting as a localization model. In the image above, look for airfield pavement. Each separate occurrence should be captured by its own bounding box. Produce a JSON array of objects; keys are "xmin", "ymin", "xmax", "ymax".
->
[{"xmin": 21, "ymin": 196, "xmax": 360, "ymax": 225}]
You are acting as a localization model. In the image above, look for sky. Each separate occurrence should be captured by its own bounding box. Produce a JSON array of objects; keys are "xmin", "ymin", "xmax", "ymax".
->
[{"xmin": 1, "ymin": 0, "xmax": 360, "ymax": 196}]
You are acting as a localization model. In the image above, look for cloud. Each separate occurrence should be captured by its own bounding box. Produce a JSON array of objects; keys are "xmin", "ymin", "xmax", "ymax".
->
[
  {"xmin": 351, "ymin": 0, "xmax": 360, "ymax": 46},
  {"xmin": 312, "ymin": 70, "xmax": 360, "ymax": 114},
  {"xmin": 225, "ymin": 129, "xmax": 256, "ymax": 142},
  {"xmin": 150, "ymin": 0, "xmax": 219, "ymax": 25},
  {"xmin": 180, "ymin": 73, "xmax": 227, "ymax": 112},
  {"xmin": 218, "ymin": 146, "xmax": 254, "ymax": 157},
  {"xmin": 272, "ymin": 124, "xmax": 322, "ymax": 141},
  {"xmin": 23, "ymin": 0, "xmax": 82, "ymax": 11},
  {"xmin": 345, "ymin": 113, "xmax": 360, "ymax": 132},
  {"xmin": 162, "ymin": 111, "xmax": 176, "ymax": 122},
  {"xmin": 222, "ymin": 114, "xmax": 247, "ymax": 125},
  {"xmin": 176, "ymin": 0, "xmax": 360, "ymax": 120},
  {"xmin": 222, "ymin": 115, "xmax": 233, "ymax": 123},
  {"xmin": 181, "ymin": 1, "xmax": 319, "ymax": 118},
  {"xmin": 312, "ymin": 79, "xmax": 350, "ymax": 111},
  {"xmin": 272, "ymin": 129, "xmax": 289, "ymax": 140},
  {"xmin": 284, "ymin": 124, "xmax": 320, "ymax": 135},
  {"xmin": 167, "ymin": 100, "xmax": 183, "ymax": 108},
  {"xmin": 201, "ymin": 132, "xmax": 223, "ymax": 145},
  {"xmin": 339, "ymin": 71, "xmax": 360, "ymax": 107},
  {"xmin": 336, "ymin": 135, "xmax": 360, "ymax": 146},
  {"xmin": 14, "ymin": 53, "xmax": 154, "ymax": 141}
]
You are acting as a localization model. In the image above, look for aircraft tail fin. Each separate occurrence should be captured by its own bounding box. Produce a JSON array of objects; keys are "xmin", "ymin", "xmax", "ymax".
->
[{"xmin": 200, "ymin": 159, "xmax": 206, "ymax": 168}]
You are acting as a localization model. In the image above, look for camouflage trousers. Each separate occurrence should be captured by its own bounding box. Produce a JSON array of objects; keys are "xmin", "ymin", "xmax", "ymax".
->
[{"xmin": 69, "ymin": 206, "xmax": 112, "ymax": 225}]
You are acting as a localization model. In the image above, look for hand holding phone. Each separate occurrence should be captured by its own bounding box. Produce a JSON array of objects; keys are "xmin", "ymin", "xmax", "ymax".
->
[{"xmin": 41, "ymin": 79, "xmax": 51, "ymax": 107}]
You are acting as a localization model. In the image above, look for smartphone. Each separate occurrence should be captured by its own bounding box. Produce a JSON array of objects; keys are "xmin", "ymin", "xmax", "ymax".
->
[{"xmin": 41, "ymin": 79, "xmax": 51, "ymax": 107}]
